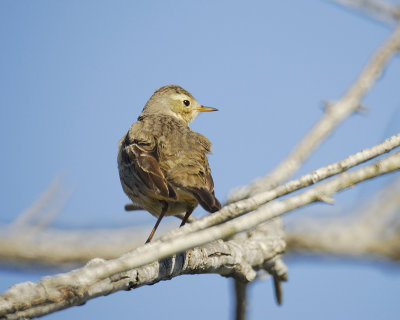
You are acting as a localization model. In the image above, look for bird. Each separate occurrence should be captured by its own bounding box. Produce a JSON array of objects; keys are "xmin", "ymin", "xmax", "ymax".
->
[{"xmin": 117, "ymin": 85, "xmax": 221, "ymax": 243}]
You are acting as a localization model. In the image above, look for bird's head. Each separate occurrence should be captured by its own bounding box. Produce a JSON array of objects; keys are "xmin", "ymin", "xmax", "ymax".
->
[{"xmin": 141, "ymin": 85, "xmax": 218, "ymax": 124}]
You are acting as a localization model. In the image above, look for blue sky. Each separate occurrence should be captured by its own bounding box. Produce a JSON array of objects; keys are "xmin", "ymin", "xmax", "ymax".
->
[{"xmin": 1, "ymin": 1, "xmax": 400, "ymax": 319}]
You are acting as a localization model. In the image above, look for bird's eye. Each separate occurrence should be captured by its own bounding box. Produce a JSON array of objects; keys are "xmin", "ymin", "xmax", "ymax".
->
[{"xmin": 183, "ymin": 100, "xmax": 190, "ymax": 107}]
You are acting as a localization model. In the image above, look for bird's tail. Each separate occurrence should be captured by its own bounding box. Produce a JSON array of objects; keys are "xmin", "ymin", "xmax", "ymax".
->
[{"xmin": 187, "ymin": 188, "xmax": 221, "ymax": 213}]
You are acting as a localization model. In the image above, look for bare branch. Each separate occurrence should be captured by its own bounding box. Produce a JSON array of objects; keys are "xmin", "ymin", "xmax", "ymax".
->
[
  {"xmin": 228, "ymin": 22, "xmax": 400, "ymax": 202},
  {"xmin": 9, "ymin": 178, "xmax": 62, "ymax": 230},
  {"xmin": 286, "ymin": 175, "xmax": 400, "ymax": 261},
  {"xmin": 124, "ymin": 202, "xmax": 143, "ymax": 211},
  {"xmin": 332, "ymin": 0, "xmax": 400, "ymax": 25},
  {"xmin": 233, "ymin": 280, "xmax": 248, "ymax": 320},
  {"xmin": 0, "ymin": 221, "xmax": 286, "ymax": 319}
]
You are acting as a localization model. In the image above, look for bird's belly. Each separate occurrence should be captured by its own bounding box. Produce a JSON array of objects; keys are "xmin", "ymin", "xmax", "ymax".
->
[
  {"xmin": 121, "ymin": 175, "xmax": 197, "ymax": 217},
  {"xmin": 163, "ymin": 201, "xmax": 194, "ymax": 216},
  {"xmin": 144, "ymin": 198, "xmax": 197, "ymax": 218}
]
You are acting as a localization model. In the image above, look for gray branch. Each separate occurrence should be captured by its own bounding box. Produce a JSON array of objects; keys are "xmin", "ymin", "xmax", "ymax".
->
[
  {"xmin": 286, "ymin": 176, "xmax": 400, "ymax": 260},
  {"xmin": 0, "ymin": 221, "xmax": 286, "ymax": 320},
  {"xmin": 332, "ymin": 0, "xmax": 400, "ymax": 25},
  {"xmin": 228, "ymin": 21, "xmax": 400, "ymax": 203}
]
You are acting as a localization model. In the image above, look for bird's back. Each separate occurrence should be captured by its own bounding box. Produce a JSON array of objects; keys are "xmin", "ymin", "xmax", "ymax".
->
[{"xmin": 118, "ymin": 114, "xmax": 220, "ymax": 215}]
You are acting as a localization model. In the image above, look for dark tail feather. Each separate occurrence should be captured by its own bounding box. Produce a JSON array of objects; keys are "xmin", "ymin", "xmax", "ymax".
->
[{"xmin": 188, "ymin": 188, "xmax": 221, "ymax": 213}]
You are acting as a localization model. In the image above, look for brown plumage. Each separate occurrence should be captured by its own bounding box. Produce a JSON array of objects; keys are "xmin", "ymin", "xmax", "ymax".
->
[{"xmin": 118, "ymin": 85, "xmax": 221, "ymax": 243}]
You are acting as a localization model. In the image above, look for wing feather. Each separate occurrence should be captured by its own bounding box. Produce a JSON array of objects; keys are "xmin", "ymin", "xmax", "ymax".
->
[{"xmin": 120, "ymin": 132, "xmax": 177, "ymax": 200}]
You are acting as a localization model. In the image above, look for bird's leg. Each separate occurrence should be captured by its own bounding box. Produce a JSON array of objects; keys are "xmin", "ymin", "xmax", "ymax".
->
[
  {"xmin": 145, "ymin": 201, "xmax": 168, "ymax": 244},
  {"xmin": 180, "ymin": 206, "xmax": 194, "ymax": 227}
]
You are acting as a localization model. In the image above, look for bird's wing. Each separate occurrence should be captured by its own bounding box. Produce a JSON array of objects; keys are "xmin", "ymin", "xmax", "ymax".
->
[
  {"xmin": 120, "ymin": 126, "xmax": 177, "ymax": 200},
  {"xmin": 164, "ymin": 131, "xmax": 221, "ymax": 213}
]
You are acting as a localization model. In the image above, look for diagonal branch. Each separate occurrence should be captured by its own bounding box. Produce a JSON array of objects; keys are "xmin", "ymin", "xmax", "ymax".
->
[
  {"xmin": 228, "ymin": 22, "xmax": 400, "ymax": 203},
  {"xmin": 332, "ymin": 0, "xmax": 400, "ymax": 25}
]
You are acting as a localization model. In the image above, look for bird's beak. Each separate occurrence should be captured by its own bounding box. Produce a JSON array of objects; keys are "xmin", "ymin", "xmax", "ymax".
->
[{"xmin": 196, "ymin": 105, "xmax": 219, "ymax": 112}]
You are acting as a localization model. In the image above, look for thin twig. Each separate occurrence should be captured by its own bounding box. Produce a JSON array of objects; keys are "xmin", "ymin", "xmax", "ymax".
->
[{"xmin": 9, "ymin": 178, "xmax": 62, "ymax": 230}]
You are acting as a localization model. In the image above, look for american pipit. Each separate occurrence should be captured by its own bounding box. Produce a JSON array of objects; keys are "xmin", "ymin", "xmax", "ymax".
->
[{"xmin": 118, "ymin": 85, "xmax": 221, "ymax": 243}]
